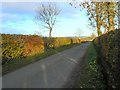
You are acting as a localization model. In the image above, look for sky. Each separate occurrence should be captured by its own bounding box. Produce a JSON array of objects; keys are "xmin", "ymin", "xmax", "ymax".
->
[{"xmin": 1, "ymin": 1, "xmax": 94, "ymax": 37}]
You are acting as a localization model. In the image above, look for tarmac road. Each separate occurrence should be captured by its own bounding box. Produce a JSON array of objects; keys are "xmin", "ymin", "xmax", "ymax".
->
[{"xmin": 2, "ymin": 42, "xmax": 90, "ymax": 88}]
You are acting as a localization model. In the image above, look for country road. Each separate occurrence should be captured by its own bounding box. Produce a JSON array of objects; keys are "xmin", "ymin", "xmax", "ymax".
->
[{"xmin": 3, "ymin": 42, "xmax": 91, "ymax": 88}]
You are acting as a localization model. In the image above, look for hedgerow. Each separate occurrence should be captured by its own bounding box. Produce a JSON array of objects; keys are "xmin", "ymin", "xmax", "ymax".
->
[
  {"xmin": 2, "ymin": 34, "xmax": 24, "ymax": 64},
  {"xmin": 93, "ymin": 29, "xmax": 120, "ymax": 88},
  {"xmin": 2, "ymin": 34, "xmax": 44, "ymax": 64},
  {"xmin": 2, "ymin": 34, "xmax": 80, "ymax": 64}
]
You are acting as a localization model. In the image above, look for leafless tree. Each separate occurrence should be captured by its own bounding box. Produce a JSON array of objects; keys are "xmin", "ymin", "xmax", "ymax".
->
[
  {"xmin": 35, "ymin": 3, "xmax": 60, "ymax": 38},
  {"xmin": 70, "ymin": 1, "xmax": 118, "ymax": 36}
]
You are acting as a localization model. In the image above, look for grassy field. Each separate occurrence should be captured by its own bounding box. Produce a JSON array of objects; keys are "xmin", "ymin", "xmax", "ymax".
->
[
  {"xmin": 75, "ymin": 43, "xmax": 105, "ymax": 88},
  {"xmin": 3, "ymin": 43, "xmax": 80, "ymax": 75}
]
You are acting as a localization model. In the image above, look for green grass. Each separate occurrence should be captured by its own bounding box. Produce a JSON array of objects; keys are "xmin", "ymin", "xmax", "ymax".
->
[
  {"xmin": 2, "ymin": 43, "xmax": 80, "ymax": 75},
  {"xmin": 75, "ymin": 43, "xmax": 105, "ymax": 88}
]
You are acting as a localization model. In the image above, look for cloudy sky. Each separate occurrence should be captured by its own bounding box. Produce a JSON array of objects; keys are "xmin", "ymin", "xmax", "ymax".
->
[{"xmin": 1, "ymin": 2, "xmax": 94, "ymax": 37}]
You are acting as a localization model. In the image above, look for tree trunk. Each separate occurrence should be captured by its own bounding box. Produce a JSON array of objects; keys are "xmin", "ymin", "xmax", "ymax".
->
[
  {"xmin": 96, "ymin": 3, "xmax": 102, "ymax": 36},
  {"xmin": 49, "ymin": 28, "xmax": 52, "ymax": 38},
  {"xmin": 108, "ymin": 2, "xmax": 115, "ymax": 31},
  {"xmin": 97, "ymin": 23, "xmax": 102, "ymax": 36}
]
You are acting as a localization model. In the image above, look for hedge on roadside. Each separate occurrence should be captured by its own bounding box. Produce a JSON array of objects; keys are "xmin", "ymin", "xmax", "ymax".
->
[
  {"xmin": 43, "ymin": 37, "xmax": 80, "ymax": 49},
  {"xmin": 1, "ymin": 34, "xmax": 81, "ymax": 64},
  {"xmin": 2, "ymin": 34, "xmax": 44, "ymax": 64},
  {"xmin": 93, "ymin": 29, "xmax": 120, "ymax": 88}
]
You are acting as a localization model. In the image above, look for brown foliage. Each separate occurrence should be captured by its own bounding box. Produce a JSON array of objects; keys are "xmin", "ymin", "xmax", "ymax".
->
[
  {"xmin": 22, "ymin": 35, "xmax": 44, "ymax": 56},
  {"xmin": 2, "ymin": 34, "xmax": 81, "ymax": 64},
  {"xmin": 2, "ymin": 34, "xmax": 44, "ymax": 64}
]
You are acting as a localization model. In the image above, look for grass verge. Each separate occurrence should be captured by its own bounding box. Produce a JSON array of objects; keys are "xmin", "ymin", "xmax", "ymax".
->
[
  {"xmin": 75, "ymin": 42, "xmax": 105, "ymax": 88},
  {"xmin": 3, "ymin": 43, "xmax": 80, "ymax": 75}
]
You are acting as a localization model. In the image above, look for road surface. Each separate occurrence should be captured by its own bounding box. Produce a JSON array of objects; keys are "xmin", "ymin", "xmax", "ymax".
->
[{"xmin": 3, "ymin": 42, "xmax": 90, "ymax": 88}]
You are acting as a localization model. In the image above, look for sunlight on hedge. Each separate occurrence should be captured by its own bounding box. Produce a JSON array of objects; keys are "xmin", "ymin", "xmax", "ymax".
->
[{"xmin": 1, "ymin": 34, "xmax": 81, "ymax": 64}]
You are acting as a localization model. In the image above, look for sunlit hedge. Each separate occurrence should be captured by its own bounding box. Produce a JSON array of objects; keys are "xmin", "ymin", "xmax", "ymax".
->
[
  {"xmin": 1, "ymin": 34, "xmax": 81, "ymax": 64},
  {"xmin": 1, "ymin": 34, "xmax": 44, "ymax": 64},
  {"xmin": 22, "ymin": 35, "xmax": 44, "ymax": 56},
  {"xmin": 53, "ymin": 37, "xmax": 71, "ymax": 47},
  {"xmin": 43, "ymin": 37, "xmax": 80, "ymax": 48},
  {"xmin": 2, "ymin": 34, "xmax": 23, "ymax": 64}
]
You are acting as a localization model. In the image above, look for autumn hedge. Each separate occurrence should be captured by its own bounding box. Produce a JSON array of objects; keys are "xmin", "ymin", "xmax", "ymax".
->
[
  {"xmin": 1, "ymin": 34, "xmax": 81, "ymax": 64},
  {"xmin": 1, "ymin": 34, "xmax": 44, "ymax": 64}
]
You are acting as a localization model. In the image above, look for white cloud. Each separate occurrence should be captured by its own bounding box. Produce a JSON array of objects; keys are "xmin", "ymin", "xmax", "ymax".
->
[{"xmin": 1, "ymin": 2, "xmax": 92, "ymax": 36}]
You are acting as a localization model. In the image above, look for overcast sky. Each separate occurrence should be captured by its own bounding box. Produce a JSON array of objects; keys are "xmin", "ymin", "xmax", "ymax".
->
[{"xmin": 1, "ymin": 2, "xmax": 94, "ymax": 37}]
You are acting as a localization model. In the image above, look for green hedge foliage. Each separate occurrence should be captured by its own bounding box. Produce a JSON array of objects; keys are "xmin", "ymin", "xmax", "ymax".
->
[
  {"xmin": 2, "ymin": 34, "xmax": 24, "ymax": 64},
  {"xmin": 93, "ymin": 29, "xmax": 120, "ymax": 88}
]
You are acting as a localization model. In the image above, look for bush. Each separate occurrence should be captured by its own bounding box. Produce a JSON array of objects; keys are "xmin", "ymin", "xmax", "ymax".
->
[
  {"xmin": 93, "ymin": 29, "xmax": 120, "ymax": 88},
  {"xmin": 22, "ymin": 35, "xmax": 44, "ymax": 56},
  {"xmin": 1, "ymin": 34, "xmax": 80, "ymax": 64},
  {"xmin": 53, "ymin": 37, "xmax": 71, "ymax": 47},
  {"xmin": 2, "ymin": 34, "xmax": 24, "ymax": 64},
  {"xmin": 2, "ymin": 34, "xmax": 44, "ymax": 64}
]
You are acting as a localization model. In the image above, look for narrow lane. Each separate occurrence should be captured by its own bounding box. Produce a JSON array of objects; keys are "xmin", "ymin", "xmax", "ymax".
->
[{"xmin": 3, "ymin": 42, "xmax": 91, "ymax": 88}]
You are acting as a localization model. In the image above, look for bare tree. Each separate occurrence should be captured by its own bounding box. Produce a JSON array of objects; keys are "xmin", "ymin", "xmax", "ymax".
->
[
  {"xmin": 70, "ymin": 1, "xmax": 118, "ymax": 36},
  {"xmin": 35, "ymin": 3, "xmax": 60, "ymax": 38},
  {"xmin": 70, "ymin": 2, "xmax": 103, "ymax": 36},
  {"xmin": 102, "ymin": 2, "xmax": 117, "ymax": 31}
]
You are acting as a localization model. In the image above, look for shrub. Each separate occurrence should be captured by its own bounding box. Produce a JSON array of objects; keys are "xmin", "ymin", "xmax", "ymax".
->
[
  {"xmin": 22, "ymin": 35, "xmax": 44, "ymax": 57},
  {"xmin": 2, "ymin": 34, "xmax": 80, "ymax": 64},
  {"xmin": 2, "ymin": 34, "xmax": 44, "ymax": 64},
  {"xmin": 2, "ymin": 34, "xmax": 24, "ymax": 64},
  {"xmin": 93, "ymin": 29, "xmax": 120, "ymax": 88}
]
